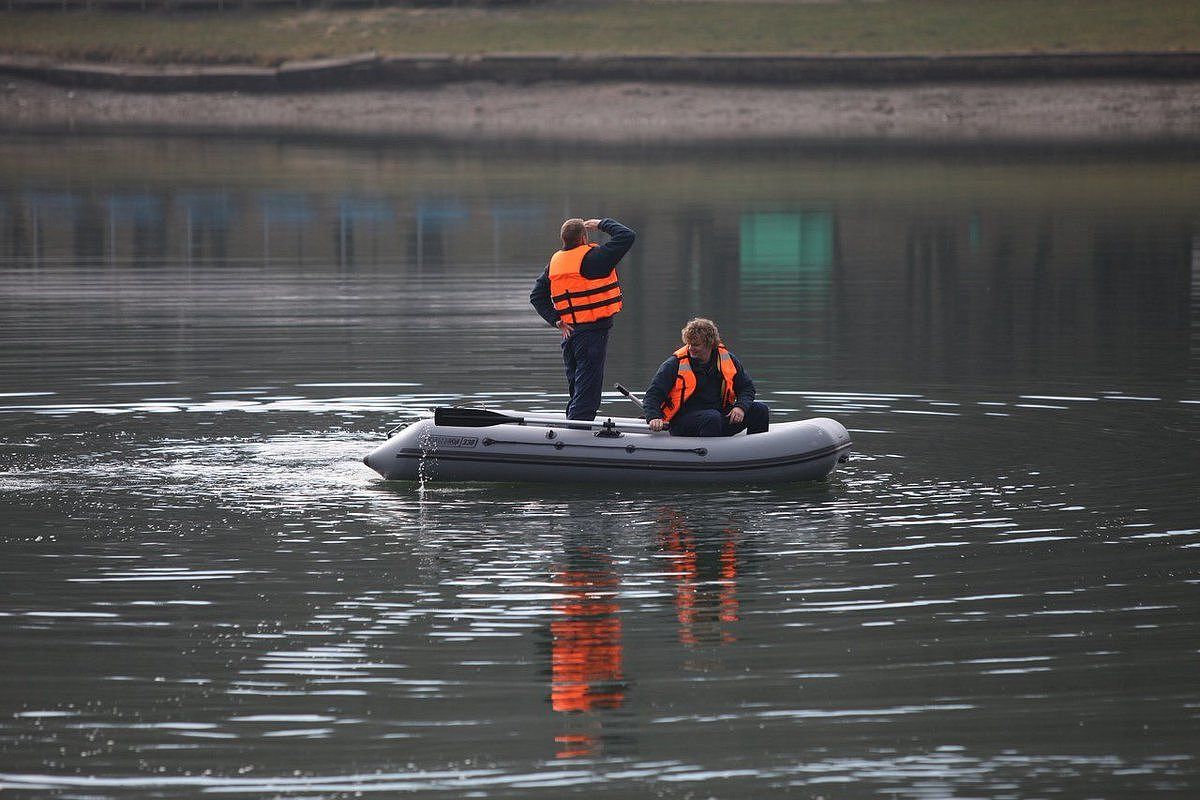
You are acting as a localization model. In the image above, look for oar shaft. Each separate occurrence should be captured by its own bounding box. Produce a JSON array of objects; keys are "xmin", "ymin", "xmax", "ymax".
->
[
  {"xmin": 614, "ymin": 382, "xmax": 644, "ymax": 410},
  {"xmin": 433, "ymin": 406, "xmax": 651, "ymax": 432},
  {"xmin": 498, "ymin": 414, "xmax": 648, "ymax": 431}
]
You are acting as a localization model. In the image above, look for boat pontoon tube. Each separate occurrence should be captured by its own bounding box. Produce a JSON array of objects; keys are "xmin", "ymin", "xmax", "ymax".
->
[{"xmin": 364, "ymin": 410, "xmax": 851, "ymax": 485}]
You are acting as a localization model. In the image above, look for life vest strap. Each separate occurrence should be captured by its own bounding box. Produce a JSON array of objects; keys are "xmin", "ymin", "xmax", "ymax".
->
[
  {"xmin": 552, "ymin": 280, "xmax": 620, "ymax": 304},
  {"xmin": 554, "ymin": 295, "xmax": 623, "ymax": 315}
]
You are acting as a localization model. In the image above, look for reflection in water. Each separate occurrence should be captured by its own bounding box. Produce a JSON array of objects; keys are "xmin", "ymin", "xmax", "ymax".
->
[
  {"xmin": 550, "ymin": 549, "xmax": 625, "ymax": 714},
  {"xmin": 180, "ymin": 191, "xmax": 232, "ymax": 265},
  {"xmin": 740, "ymin": 211, "xmax": 833, "ymax": 274},
  {"xmin": 1, "ymin": 134, "xmax": 1199, "ymax": 797},
  {"xmin": 657, "ymin": 509, "xmax": 740, "ymax": 648},
  {"xmin": 4, "ymin": 147, "xmax": 1194, "ymax": 397},
  {"xmin": 550, "ymin": 548, "xmax": 625, "ymax": 759},
  {"xmin": 545, "ymin": 509, "xmax": 751, "ymax": 760}
]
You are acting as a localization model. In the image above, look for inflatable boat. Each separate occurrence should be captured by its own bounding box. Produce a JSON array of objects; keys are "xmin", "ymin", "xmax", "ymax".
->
[{"xmin": 363, "ymin": 407, "xmax": 851, "ymax": 486}]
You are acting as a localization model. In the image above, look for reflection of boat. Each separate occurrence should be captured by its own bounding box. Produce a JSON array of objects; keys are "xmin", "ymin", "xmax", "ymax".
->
[{"xmin": 363, "ymin": 407, "xmax": 851, "ymax": 485}]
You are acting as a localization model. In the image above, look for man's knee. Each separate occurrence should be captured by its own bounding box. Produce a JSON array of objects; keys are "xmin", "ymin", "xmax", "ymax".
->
[
  {"xmin": 703, "ymin": 410, "xmax": 726, "ymax": 435},
  {"xmin": 669, "ymin": 409, "xmax": 720, "ymax": 437},
  {"xmin": 747, "ymin": 402, "xmax": 770, "ymax": 434},
  {"xmin": 692, "ymin": 409, "xmax": 725, "ymax": 437}
]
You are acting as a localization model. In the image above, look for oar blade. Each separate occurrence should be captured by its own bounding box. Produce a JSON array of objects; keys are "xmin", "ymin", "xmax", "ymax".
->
[{"xmin": 433, "ymin": 407, "xmax": 521, "ymax": 428}]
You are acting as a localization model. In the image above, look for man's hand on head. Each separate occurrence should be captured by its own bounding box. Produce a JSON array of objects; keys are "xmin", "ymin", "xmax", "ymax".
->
[{"xmin": 583, "ymin": 219, "xmax": 601, "ymax": 230}]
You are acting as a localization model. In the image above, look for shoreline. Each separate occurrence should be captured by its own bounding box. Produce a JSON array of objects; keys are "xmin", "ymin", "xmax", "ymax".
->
[
  {"xmin": 2, "ymin": 51, "xmax": 1200, "ymax": 93},
  {"xmin": 3, "ymin": 75, "xmax": 1199, "ymax": 146}
]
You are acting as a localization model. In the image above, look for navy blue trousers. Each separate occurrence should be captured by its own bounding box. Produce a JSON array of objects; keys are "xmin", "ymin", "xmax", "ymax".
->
[
  {"xmin": 670, "ymin": 401, "xmax": 770, "ymax": 437},
  {"xmin": 561, "ymin": 327, "xmax": 610, "ymax": 420}
]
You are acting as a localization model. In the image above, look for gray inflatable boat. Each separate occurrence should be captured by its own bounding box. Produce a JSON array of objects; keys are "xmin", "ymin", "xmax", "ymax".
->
[{"xmin": 363, "ymin": 407, "xmax": 851, "ymax": 486}]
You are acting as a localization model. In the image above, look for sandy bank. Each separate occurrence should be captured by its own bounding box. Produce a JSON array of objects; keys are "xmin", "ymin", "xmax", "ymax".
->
[{"xmin": 3, "ymin": 77, "xmax": 1199, "ymax": 144}]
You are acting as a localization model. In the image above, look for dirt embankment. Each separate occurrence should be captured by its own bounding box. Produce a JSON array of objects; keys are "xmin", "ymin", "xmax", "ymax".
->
[{"xmin": 3, "ymin": 74, "xmax": 1198, "ymax": 144}]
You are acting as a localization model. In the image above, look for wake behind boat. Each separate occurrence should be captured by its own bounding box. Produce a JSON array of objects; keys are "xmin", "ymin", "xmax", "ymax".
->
[{"xmin": 363, "ymin": 407, "xmax": 851, "ymax": 485}]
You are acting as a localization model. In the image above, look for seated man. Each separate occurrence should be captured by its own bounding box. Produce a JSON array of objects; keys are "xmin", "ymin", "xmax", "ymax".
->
[{"xmin": 643, "ymin": 317, "xmax": 769, "ymax": 437}]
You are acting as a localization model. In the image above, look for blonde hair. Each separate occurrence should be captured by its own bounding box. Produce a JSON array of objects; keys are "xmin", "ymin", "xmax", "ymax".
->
[
  {"xmin": 681, "ymin": 317, "xmax": 720, "ymax": 348},
  {"xmin": 560, "ymin": 218, "xmax": 586, "ymax": 248}
]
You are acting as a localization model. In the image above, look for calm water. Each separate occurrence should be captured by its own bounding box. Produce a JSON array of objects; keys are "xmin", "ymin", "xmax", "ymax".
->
[{"xmin": 1, "ymin": 133, "xmax": 1198, "ymax": 798}]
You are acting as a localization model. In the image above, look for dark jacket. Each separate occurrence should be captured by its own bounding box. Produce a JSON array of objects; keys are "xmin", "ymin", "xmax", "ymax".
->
[
  {"xmin": 643, "ymin": 349, "xmax": 757, "ymax": 423},
  {"xmin": 529, "ymin": 218, "xmax": 636, "ymax": 332}
]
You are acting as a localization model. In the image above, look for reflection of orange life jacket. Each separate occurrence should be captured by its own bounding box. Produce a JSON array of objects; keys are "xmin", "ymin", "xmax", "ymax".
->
[
  {"xmin": 661, "ymin": 344, "xmax": 739, "ymax": 423},
  {"xmin": 549, "ymin": 244, "xmax": 622, "ymax": 325},
  {"xmin": 551, "ymin": 568, "xmax": 624, "ymax": 713}
]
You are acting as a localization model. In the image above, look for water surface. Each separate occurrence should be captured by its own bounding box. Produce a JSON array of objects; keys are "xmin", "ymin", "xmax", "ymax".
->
[{"xmin": 1, "ymin": 134, "xmax": 1198, "ymax": 797}]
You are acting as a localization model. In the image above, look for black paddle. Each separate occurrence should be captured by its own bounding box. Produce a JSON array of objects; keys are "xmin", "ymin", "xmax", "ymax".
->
[
  {"xmin": 433, "ymin": 407, "xmax": 635, "ymax": 430},
  {"xmin": 434, "ymin": 407, "xmax": 535, "ymax": 427}
]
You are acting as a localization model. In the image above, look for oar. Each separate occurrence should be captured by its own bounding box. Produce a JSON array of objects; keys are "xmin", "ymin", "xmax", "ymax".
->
[
  {"xmin": 613, "ymin": 383, "xmax": 644, "ymax": 411},
  {"xmin": 433, "ymin": 407, "xmax": 649, "ymax": 431},
  {"xmin": 613, "ymin": 383, "xmax": 669, "ymax": 428}
]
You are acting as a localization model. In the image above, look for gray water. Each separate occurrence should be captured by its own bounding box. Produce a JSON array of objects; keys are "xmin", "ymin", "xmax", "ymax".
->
[{"xmin": 1, "ymin": 133, "xmax": 1198, "ymax": 798}]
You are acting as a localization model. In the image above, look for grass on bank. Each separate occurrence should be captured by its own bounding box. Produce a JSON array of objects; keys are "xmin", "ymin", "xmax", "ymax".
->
[
  {"xmin": 6, "ymin": 134, "xmax": 1199, "ymax": 215},
  {"xmin": 0, "ymin": 0, "xmax": 1197, "ymax": 67}
]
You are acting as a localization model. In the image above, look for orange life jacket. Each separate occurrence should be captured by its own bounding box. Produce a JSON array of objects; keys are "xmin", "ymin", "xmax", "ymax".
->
[
  {"xmin": 549, "ymin": 244, "xmax": 622, "ymax": 325},
  {"xmin": 661, "ymin": 344, "xmax": 739, "ymax": 422}
]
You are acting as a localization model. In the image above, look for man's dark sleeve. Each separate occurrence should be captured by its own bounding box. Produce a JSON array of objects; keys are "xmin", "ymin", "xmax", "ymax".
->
[
  {"xmin": 580, "ymin": 218, "xmax": 636, "ymax": 279},
  {"xmin": 642, "ymin": 357, "xmax": 680, "ymax": 422},
  {"xmin": 529, "ymin": 266, "xmax": 559, "ymax": 328},
  {"xmin": 731, "ymin": 354, "xmax": 757, "ymax": 411}
]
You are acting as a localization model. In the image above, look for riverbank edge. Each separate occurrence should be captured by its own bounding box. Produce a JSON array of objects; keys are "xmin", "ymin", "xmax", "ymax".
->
[{"xmin": 3, "ymin": 50, "xmax": 1200, "ymax": 92}]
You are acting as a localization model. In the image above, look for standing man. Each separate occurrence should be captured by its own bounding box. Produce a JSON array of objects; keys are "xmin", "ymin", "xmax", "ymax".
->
[
  {"xmin": 530, "ymin": 217, "xmax": 636, "ymax": 420},
  {"xmin": 643, "ymin": 317, "xmax": 770, "ymax": 437}
]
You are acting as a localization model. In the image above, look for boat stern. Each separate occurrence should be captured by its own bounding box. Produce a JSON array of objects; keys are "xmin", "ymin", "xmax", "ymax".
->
[{"xmin": 813, "ymin": 416, "xmax": 853, "ymax": 466}]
